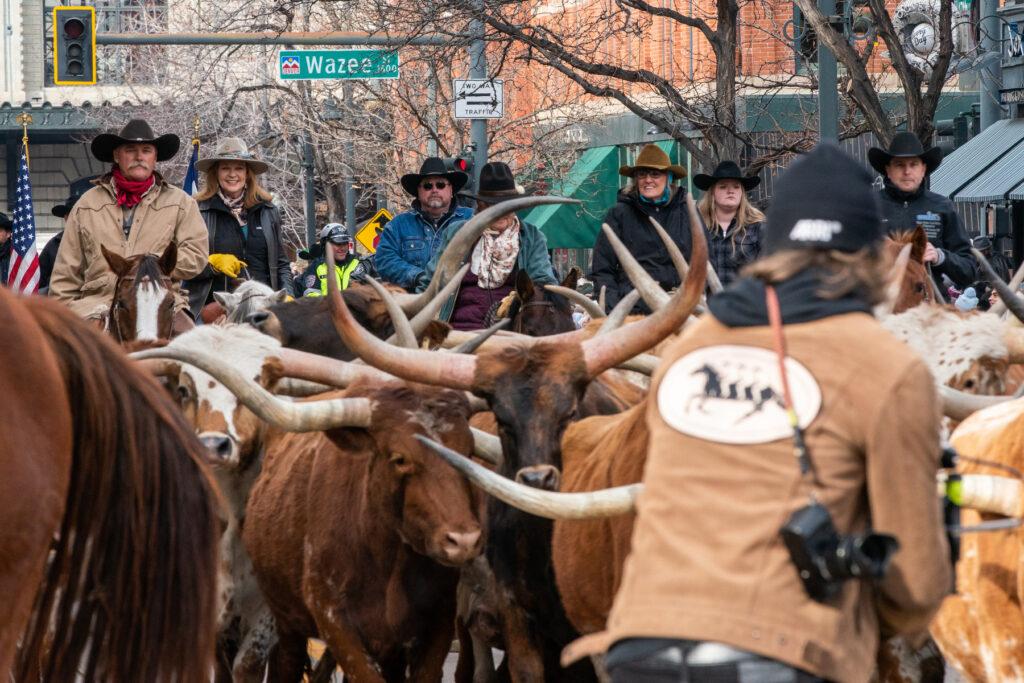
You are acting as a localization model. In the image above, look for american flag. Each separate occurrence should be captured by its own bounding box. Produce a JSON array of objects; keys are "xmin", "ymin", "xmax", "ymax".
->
[
  {"xmin": 182, "ymin": 138, "xmax": 199, "ymax": 196},
  {"xmin": 8, "ymin": 145, "xmax": 39, "ymax": 294}
]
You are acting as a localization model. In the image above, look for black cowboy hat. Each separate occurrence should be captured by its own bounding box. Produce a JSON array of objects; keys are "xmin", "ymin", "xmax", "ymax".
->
[
  {"xmin": 693, "ymin": 160, "xmax": 761, "ymax": 192},
  {"xmin": 52, "ymin": 175, "xmax": 99, "ymax": 218},
  {"xmin": 91, "ymin": 118, "xmax": 181, "ymax": 163},
  {"xmin": 867, "ymin": 132, "xmax": 943, "ymax": 176},
  {"xmin": 460, "ymin": 162, "xmax": 529, "ymax": 204},
  {"xmin": 400, "ymin": 157, "xmax": 468, "ymax": 196}
]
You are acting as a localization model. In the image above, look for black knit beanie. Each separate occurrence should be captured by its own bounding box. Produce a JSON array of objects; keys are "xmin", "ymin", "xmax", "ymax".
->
[{"xmin": 763, "ymin": 143, "xmax": 883, "ymax": 255}]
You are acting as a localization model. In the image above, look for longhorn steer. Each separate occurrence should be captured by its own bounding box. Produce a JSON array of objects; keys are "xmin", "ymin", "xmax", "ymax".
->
[
  {"xmin": 243, "ymin": 381, "xmax": 484, "ymax": 682},
  {"xmin": 323, "ymin": 196, "xmax": 707, "ymax": 681}
]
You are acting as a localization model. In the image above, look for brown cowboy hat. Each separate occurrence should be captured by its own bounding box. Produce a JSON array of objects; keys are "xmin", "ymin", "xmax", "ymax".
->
[
  {"xmin": 91, "ymin": 118, "xmax": 180, "ymax": 163},
  {"xmin": 619, "ymin": 144, "xmax": 686, "ymax": 179},
  {"xmin": 459, "ymin": 162, "xmax": 529, "ymax": 204},
  {"xmin": 196, "ymin": 137, "xmax": 269, "ymax": 174},
  {"xmin": 867, "ymin": 132, "xmax": 943, "ymax": 176}
]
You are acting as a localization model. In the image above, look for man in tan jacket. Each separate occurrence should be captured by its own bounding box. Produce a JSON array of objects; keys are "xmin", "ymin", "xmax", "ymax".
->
[
  {"xmin": 583, "ymin": 144, "xmax": 951, "ymax": 682},
  {"xmin": 50, "ymin": 119, "xmax": 208, "ymax": 329}
]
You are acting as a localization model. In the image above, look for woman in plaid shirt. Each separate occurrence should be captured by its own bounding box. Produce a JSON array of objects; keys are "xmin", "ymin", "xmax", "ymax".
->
[{"xmin": 696, "ymin": 161, "xmax": 764, "ymax": 288}]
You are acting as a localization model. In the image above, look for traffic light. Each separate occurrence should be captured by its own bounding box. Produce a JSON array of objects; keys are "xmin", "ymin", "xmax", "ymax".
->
[
  {"xmin": 446, "ymin": 149, "xmax": 476, "ymax": 196},
  {"xmin": 53, "ymin": 6, "xmax": 96, "ymax": 85}
]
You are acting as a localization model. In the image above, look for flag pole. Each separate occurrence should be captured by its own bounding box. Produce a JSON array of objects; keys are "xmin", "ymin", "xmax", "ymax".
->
[
  {"xmin": 192, "ymin": 113, "xmax": 200, "ymax": 151},
  {"xmin": 16, "ymin": 112, "xmax": 31, "ymax": 167}
]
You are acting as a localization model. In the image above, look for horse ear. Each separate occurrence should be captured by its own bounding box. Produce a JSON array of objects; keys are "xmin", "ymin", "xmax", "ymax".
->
[
  {"xmin": 272, "ymin": 289, "xmax": 290, "ymax": 303},
  {"xmin": 515, "ymin": 270, "xmax": 535, "ymax": 300},
  {"xmin": 102, "ymin": 244, "xmax": 131, "ymax": 277},
  {"xmin": 159, "ymin": 241, "xmax": 178, "ymax": 276},
  {"xmin": 561, "ymin": 267, "xmax": 580, "ymax": 290},
  {"xmin": 213, "ymin": 291, "xmax": 240, "ymax": 312},
  {"xmin": 910, "ymin": 227, "xmax": 928, "ymax": 263}
]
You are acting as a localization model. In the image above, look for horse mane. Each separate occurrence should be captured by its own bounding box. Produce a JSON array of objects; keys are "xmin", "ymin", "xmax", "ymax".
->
[{"xmin": 16, "ymin": 298, "xmax": 218, "ymax": 682}]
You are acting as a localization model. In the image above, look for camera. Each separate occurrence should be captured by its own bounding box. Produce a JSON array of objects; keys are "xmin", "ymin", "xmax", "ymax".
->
[{"xmin": 781, "ymin": 502, "xmax": 900, "ymax": 603}]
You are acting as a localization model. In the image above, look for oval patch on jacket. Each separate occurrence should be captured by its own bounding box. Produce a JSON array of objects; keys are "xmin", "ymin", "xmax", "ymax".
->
[{"xmin": 657, "ymin": 345, "xmax": 822, "ymax": 444}]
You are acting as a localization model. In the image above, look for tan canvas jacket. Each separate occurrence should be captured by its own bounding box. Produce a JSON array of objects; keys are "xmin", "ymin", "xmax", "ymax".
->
[
  {"xmin": 567, "ymin": 312, "xmax": 951, "ymax": 683},
  {"xmin": 50, "ymin": 174, "xmax": 208, "ymax": 318}
]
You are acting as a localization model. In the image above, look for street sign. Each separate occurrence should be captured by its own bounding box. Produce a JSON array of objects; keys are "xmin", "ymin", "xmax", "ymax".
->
[
  {"xmin": 453, "ymin": 79, "xmax": 504, "ymax": 119},
  {"xmin": 354, "ymin": 208, "xmax": 394, "ymax": 254},
  {"xmin": 279, "ymin": 49, "xmax": 399, "ymax": 80}
]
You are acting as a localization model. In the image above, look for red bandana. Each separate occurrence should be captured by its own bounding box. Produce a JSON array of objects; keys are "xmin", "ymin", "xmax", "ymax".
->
[{"xmin": 112, "ymin": 166, "xmax": 156, "ymax": 208}]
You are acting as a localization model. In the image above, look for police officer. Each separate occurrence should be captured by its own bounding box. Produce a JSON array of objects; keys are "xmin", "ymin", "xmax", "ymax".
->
[
  {"xmin": 869, "ymin": 132, "xmax": 975, "ymax": 293},
  {"xmin": 578, "ymin": 145, "xmax": 951, "ymax": 683},
  {"xmin": 299, "ymin": 223, "xmax": 373, "ymax": 297}
]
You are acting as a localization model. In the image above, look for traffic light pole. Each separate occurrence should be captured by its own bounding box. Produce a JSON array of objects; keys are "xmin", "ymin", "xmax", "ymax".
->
[
  {"xmin": 94, "ymin": 31, "xmax": 451, "ymax": 46},
  {"xmin": 817, "ymin": 0, "xmax": 839, "ymax": 141},
  {"xmin": 469, "ymin": 3, "xmax": 489, "ymax": 188},
  {"xmin": 344, "ymin": 83, "xmax": 358, "ymax": 232}
]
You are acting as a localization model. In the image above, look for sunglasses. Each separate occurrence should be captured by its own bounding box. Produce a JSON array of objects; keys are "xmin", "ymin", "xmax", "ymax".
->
[
  {"xmin": 420, "ymin": 180, "xmax": 449, "ymax": 191},
  {"xmin": 635, "ymin": 169, "xmax": 667, "ymax": 179}
]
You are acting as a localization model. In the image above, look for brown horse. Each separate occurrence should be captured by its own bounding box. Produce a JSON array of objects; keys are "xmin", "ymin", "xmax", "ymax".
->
[
  {"xmin": 102, "ymin": 241, "xmax": 179, "ymax": 344},
  {"xmin": 0, "ymin": 287, "xmax": 219, "ymax": 681},
  {"xmin": 885, "ymin": 227, "xmax": 933, "ymax": 313}
]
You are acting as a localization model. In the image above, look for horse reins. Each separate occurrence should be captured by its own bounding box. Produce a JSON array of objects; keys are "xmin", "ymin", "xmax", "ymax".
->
[{"xmin": 513, "ymin": 300, "xmax": 558, "ymax": 333}]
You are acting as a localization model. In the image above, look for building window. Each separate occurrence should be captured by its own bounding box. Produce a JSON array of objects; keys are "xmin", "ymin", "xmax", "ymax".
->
[
  {"xmin": 792, "ymin": 3, "xmax": 817, "ymax": 73},
  {"xmin": 43, "ymin": 0, "xmax": 168, "ymax": 86}
]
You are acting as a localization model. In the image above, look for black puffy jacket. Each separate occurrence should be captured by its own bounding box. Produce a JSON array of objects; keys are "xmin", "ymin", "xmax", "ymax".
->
[
  {"xmin": 590, "ymin": 187, "xmax": 693, "ymax": 314},
  {"xmin": 878, "ymin": 180, "xmax": 975, "ymax": 290}
]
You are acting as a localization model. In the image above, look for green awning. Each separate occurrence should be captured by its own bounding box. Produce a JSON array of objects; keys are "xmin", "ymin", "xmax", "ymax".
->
[{"xmin": 525, "ymin": 145, "xmax": 619, "ymax": 249}]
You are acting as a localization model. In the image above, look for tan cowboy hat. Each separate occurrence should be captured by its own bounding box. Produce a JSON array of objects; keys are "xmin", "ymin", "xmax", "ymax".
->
[
  {"xmin": 91, "ymin": 118, "xmax": 180, "ymax": 162},
  {"xmin": 619, "ymin": 144, "xmax": 686, "ymax": 179},
  {"xmin": 196, "ymin": 137, "xmax": 269, "ymax": 174}
]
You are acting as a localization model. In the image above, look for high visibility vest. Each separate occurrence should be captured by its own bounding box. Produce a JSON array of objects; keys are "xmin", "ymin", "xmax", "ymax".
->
[{"xmin": 307, "ymin": 258, "xmax": 360, "ymax": 297}]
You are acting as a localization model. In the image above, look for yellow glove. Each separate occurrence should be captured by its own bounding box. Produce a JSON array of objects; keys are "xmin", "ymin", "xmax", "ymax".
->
[{"xmin": 209, "ymin": 253, "xmax": 247, "ymax": 278}]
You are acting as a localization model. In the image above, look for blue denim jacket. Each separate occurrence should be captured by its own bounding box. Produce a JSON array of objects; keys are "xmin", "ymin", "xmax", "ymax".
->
[{"xmin": 375, "ymin": 201, "xmax": 474, "ymax": 290}]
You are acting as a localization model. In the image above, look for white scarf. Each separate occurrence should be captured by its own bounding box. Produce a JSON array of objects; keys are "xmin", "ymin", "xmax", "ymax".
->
[
  {"xmin": 471, "ymin": 217, "xmax": 521, "ymax": 289},
  {"xmin": 218, "ymin": 189, "xmax": 247, "ymax": 226}
]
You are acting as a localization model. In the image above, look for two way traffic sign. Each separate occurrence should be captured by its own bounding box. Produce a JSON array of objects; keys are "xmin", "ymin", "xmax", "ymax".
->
[{"xmin": 453, "ymin": 79, "xmax": 504, "ymax": 119}]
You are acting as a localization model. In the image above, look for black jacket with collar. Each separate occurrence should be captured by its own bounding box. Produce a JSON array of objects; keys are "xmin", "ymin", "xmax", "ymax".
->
[
  {"xmin": 186, "ymin": 195, "xmax": 293, "ymax": 317},
  {"xmin": 878, "ymin": 180, "xmax": 975, "ymax": 289},
  {"xmin": 590, "ymin": 187, "xmax": 693, "ymax": 314}
]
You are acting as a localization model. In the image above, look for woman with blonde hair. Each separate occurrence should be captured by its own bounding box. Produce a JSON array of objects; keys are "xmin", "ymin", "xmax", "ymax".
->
[
  {"xmin": 186, "ymin": 137, "xmax": 293, "ymax": 318},
  {"xmin": 695, "ymin": 160, "xmax": 765, "ymax": 288}
]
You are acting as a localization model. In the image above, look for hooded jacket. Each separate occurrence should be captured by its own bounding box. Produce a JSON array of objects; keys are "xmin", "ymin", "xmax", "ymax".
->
[
  {"xmin": 590, "ymin": 187, "xmax": 693, "ymax": 314},
  {"xmin": 567, "ymin": 273, "xmax": 951, "ymax": 682},
  {"xmin": 375, "ymin": 200, "xmax": 474, "ymax": 290},
  {"xmin": 50, "ymin": 174, "xmax": 208, "ymax": 318},
  {"xmin": 878, "ymin": 180, "xmax": 975, "ymax": 290},
  {"xmin": 186, "ymin": 194, "xmax": 293, "ymax": 317}
]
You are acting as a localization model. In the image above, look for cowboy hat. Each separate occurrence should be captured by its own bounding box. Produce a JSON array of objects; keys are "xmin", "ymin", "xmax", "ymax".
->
[
  {"xmin": 867, "ymin": 132, "xmax": 943, "ymax": 176},
  {"xmin": 693, "ymin": 160, "xmax": 761, "ymax": 192},
  {"xmin": 619, "ymin": 144, "xmax": 686, "ymax": 178},
  {"xmin": 196, "ymin": 137, "xmax": 269, "ymax": 175},
  {"xmin": 459, "ymin": 162, "xmax": 529, "ymax": 204},
  {"xmin": 91, "ymin": 118, "xmax": 180, "ymax": 162},
  {"xmin": 400, "ymin": 157, "xmax": 469, "ymax": 196},
  {"xmin": 52, "ymin": 175, "xmax": 99, "ymax": 218}
]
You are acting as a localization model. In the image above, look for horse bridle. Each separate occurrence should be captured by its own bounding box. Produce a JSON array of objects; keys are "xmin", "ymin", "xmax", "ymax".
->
[
  {"xmin": 108, "ymin": 275, "xmax": 176, "ymax": 343},
  {"xmin": 513, "ymin": 300, "xmax": 557, "ymax": 333}
]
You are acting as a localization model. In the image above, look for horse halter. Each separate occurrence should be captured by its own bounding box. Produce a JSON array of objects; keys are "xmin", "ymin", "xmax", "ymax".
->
[
  {"xmin": 108, "ymin": 274, "xmax": 175, "ymax": 343},
  {"xmin": 513, "ymin": 300, "xmax": 557, "ymax": 333}
]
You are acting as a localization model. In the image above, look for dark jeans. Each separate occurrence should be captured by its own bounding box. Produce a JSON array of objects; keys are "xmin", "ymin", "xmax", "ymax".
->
[{"xmin": 606, "ymin": 639, "xmax": 829, "ymax": 683}]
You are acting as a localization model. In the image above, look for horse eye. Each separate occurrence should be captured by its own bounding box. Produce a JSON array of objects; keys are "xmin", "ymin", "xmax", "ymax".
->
[{"xmin": 176, "ymin": 385, "xmax": 191, "ymax": 402}]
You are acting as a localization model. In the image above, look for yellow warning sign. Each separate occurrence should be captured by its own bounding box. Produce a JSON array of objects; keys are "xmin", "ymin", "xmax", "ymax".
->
[{"xmin": 354, "ymin": 208, "xmax": 393, "ymax": 254}]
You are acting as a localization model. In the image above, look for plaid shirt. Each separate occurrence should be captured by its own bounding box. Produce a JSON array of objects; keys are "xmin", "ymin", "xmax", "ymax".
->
[{"xmin": 706, "ymin": 219, "xmax": 763, "ymax": 288}]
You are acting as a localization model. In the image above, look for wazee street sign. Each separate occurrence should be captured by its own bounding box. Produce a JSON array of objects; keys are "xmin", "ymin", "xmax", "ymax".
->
[
  {"xmin": 279, "ymin": 49, "xmax": 399, "ymax": 80},
  {"xmin": 355, "ymin": 208, "xmax": 394, "ymax": 254}
]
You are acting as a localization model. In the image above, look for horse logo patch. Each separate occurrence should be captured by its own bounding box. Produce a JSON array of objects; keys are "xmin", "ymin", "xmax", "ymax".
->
[{"xmin": 657, "ymin": 345, "xmax": 822, "ymax": 444}]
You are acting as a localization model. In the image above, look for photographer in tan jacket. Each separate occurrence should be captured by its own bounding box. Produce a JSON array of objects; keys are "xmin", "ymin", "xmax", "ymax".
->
[
  {"xmin": 50, "ymin": 119, "xmax": 207, "ymax": 330},
  {"xmin": 578, "ymin": 144, "xmax": 951, "ymax": 682}
]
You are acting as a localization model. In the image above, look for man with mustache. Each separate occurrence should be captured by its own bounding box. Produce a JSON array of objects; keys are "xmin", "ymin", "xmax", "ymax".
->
[
  {"xmin": 50, "ymin": 119, "xmax": 208, "ymax": 332},
  {"xmin": 376, "ymin": 157, "xmax": 473, "ymax": 291}
]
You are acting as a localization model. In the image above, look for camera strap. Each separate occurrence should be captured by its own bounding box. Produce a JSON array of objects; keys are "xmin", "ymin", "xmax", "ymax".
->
[{"xmin": 765, "ymin": 285, "xmax": 818, "ymax": 496}]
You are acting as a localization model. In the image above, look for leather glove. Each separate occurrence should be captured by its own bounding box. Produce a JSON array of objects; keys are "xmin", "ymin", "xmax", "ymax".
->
[
  {"xmin": 413, "ymin": 271, "xmax": 430, "ymax": 291},
  {"xmin": 209, "ymin": 253, "xmax": 247, "ymax": 278}
]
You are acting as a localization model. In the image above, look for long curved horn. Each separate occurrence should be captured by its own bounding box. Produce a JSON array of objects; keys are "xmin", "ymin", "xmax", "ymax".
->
[
  {"xmin": 955, "ymin": 474, "xmax": 1023, "ymax": 517},
  {"xmin": 974, "ymin": 248, "xmax": 1024, "ymax": 324},
  {"xmin": 275, "ymin": 348, "xmax": 393, "ymax": 386},
  {"xmin": 598, "ymin": 286, "xmax": 606, "ymax": 314},
  {"xmin": 365, "ymin": 276, "xmax": 417, "ymax": 349},
  {"xmin": 581, "ymin": 193, "xmax": 707, "ymax": 378},
  {"xmin": 617, "ymin": 353, "xmax": 660, "ymax": 375},
  {"xmin": 544, "ymin": 285, "xmax": 606, "ymax": 319},
  {"xmin": 417, "ymin": 435, "xmax": 640, "ymax": 519},
  {"xmin": 598, "ymin": 289, "xmax": 641, "ymax": 334},
  {"xmin": 406, "ymin": 263, "xmax": 470, "ymax": 339},
  {"xmin": 451, "ymin": 318, "xmax": 511, "ymax": 354},
  {"xmin": 875, "ymin": 243, "xmax": 913, "ymax": 317},
  {"xmin": 326, "ymin": 244, "xmax": 478, "ymax": 391},
  {"xmin": 939, "ymin": 385, "xmax": 1015, "ymax": 421},
  {"xmin": 992, "ymin": 260, "xmax": 1024, "ymax": 316},
  {"xmin": 470, "ymin": 428, "xmax": 503, "ymax": 466},
  {"xmin": 602, "ymin": 222, "xmax": 669, "ymax": 311},
  {"xmin": 393, "ymin": 196, "xmax": 581, "ymax": 314},
  {"xmin": 275, "ymin": 379, "xmax": 334, "ymax": 397},
  {"xmin": 1005, "ymin": 328, "xmax": 1024, "ymax": 365},
  {"xmin": 132, "ymin": 347, "xmax": 373, "ymax": 431}
]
